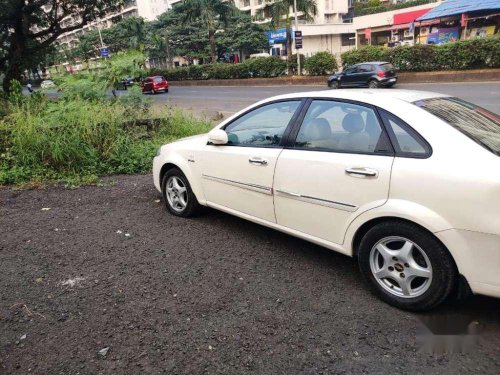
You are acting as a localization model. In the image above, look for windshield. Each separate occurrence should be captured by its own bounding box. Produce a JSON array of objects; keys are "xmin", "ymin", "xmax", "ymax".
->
[{"xmin": 414, "ymin": 97, "xmax": 500, "ymax": 156}]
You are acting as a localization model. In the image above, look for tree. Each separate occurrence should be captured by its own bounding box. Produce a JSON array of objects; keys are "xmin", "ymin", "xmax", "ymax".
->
[
  {"xmin": 149, "ymin": 4, "xmax": 210, "ymax": 64},
  {"xmin": 259, "ymin": 0, "xmax": 317, "ymax": 75},
  {"xmin": 182, "ymin": 0, "xmax": 235, "ymax": 63},
  {"xmin": 0, "ymin": 0, "xmax": 122, "ymax": 93},
  {"xmin": 217, "ymin": 12, "xmax": 268, "ymax": 59}
]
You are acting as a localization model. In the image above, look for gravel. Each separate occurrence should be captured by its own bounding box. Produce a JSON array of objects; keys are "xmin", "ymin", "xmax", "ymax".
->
[{"xmin": 1, "ymin": 174, "xmax": 500, "ymax": 374}]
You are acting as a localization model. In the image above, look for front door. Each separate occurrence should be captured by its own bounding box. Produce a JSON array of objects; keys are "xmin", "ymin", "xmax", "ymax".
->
[
  {"xmin": 273, "ymin": 99, "xmax": 394, "ymax": 245},
  {"xmin": 200, "ymin": 100, "xmax": 302, "ymax": 223},
  {"xmin": 340, "ymin": 66, "xmax": 359, "ymax": 86}
]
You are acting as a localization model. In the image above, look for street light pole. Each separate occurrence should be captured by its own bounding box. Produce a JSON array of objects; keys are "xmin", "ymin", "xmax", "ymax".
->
[{"xmin": 293, "ymin": 0, "xmax": 300, "ymax": 76}]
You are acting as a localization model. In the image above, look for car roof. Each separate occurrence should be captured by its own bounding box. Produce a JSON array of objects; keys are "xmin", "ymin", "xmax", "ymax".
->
[
  {"xmin": 355, "ymin": 62, "xmax": 391, "ymax": 66},
  {"xmin": 259, "ymin": 89, "xmax": 451, "ymax": 106}
]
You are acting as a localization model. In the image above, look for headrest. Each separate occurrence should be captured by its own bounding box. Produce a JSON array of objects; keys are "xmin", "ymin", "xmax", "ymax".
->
[
  {"xmin": 306, "ymin": 118, "xmax": 331, "ymax": 141},
  {"xmin": 342, "ymin": 113, "xmax": 364, "ymax": 133}
]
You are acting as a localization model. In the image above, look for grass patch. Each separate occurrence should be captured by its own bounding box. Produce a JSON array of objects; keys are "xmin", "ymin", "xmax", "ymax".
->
[{"xmin": 0, "ymin": 86, "xmax": 212, "ymax": 186}]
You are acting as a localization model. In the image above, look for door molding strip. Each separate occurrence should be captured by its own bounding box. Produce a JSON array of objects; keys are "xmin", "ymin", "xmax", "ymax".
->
[
  {"xmin": 202, "ymin": 174, "xmax": 273, "ymax": 195},
  {"xmin": 275, "ymin": 189, "xmax": 358, "ymax": 212}
]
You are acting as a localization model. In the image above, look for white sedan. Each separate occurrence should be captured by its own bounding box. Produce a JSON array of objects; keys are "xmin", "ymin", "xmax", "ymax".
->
[{"xmin": 153, "ymin": 90, "xmax": 500, "ymax": 311}]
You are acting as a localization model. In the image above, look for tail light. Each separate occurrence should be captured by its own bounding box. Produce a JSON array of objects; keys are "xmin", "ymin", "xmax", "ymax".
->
[{"xmin": 377, "ymin": 71, "xmax": 386, "ymax": 78}]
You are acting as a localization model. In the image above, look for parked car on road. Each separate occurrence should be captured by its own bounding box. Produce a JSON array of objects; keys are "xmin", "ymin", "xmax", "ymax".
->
[
  {"xmin": 153, "ymin": 90, "xmax": 500, "ymax": 311},
  {"xmin": 142, "ymin": 76, "xmax": 169, "ymax": 94},
  {"xmin": 40, "ymin": 79, "xmax": 56, "ymax": 89},
  {"xmin": 328, "ymin": 62, "xmax": 397, "ymax": 89},
  {"xmin": 117, "ymin": 76, "xmax": 136, "ymax": 90}
]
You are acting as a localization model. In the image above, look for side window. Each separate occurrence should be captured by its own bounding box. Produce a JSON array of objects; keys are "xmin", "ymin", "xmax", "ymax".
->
[
  {"xmin": 380, "ymin": 109, "xmax": 431, "ymax": 157},
  {"xmin": 294, "ymin": 100, "xmax": 392, "ymax": 154},
  {"xmin": 224, "ymin": 101, "xmax": 300, "ymax": 147},
  {"xmin": 358, "ymin": 64, "xmax": 372, "ymax": 72},
  {"xmin": 344, "ymin": 66, "xmax": 357, "ymax": 74}
]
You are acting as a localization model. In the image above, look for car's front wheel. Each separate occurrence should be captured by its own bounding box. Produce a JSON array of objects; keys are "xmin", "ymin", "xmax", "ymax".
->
[
  {"xmin": 358, "ymin": 220, "xmax": 457, "ymax": 311},
  {"xmin": 161, "ymin": 168, "xmax": 201, "ymax": 217}
]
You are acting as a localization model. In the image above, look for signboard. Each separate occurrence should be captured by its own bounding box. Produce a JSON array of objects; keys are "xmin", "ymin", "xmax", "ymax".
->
[
  {"xmin": 364, "ymin": 28, "xmax": 372, "ymax": 40},
  {"xmin": 266, "ymin": 28, "xmax": 294, "ymax": 46},
  {"xmin": 427, "ymin": 27, "xmax": 459, "ymax": 44},
  {"xmin": 294, "ymin": 31, "xmax": 303, "ymax": 49},
  {"xmin": 100, "ymin": 47, "xmax": 109, "ymax": 58}
]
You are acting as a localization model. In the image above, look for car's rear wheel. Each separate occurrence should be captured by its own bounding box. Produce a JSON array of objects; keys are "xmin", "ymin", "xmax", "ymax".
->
[
  {"xmin": 329, "ymin": 81, "xmax": 339, "ymax": 89},
  {"xmin": 165, "ymin": 88, "xmax": 169, "ymax": 93},
  {"xmin": 358, "ymin": 220, "xmax": 457, "ymax": 311},
  {"xmin": 161, "ymin": 168, "xmax": 201, "ymax": 217},
  {"xmin": 368, "ymin": 80, "xmax": 379, "ymax": 88}
]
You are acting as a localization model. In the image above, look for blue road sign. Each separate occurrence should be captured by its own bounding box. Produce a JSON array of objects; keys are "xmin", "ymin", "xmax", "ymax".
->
[{"xmin": 100, "ymin": 47, "xmax": 109, "ymax": 57}]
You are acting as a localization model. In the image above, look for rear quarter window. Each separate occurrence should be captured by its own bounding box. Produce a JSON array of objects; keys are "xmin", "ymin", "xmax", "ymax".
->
[
  {"xmin": 379, "ymin": 63, "xmax": 394, "ymax": 72},
  {"xmin": 414, "ymin": 97, "xmax": 500, "ymax": 156}
]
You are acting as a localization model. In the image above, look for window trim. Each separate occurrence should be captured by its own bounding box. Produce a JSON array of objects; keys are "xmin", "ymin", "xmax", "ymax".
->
[
  {"xmin": 377, "ymin": 108, "xmax": 433, "ymax": 159},
  {"xmin": 285, "ymin": 98, "xmax": 395, "ymax": 157},
  {"xmin": 218, "ymin": 99, "xmax": 306, "ymax": 149}
]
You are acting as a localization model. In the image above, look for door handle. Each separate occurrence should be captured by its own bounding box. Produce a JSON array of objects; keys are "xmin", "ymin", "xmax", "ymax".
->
[
  {"xmin": 248, "ymin": 157, "xmax": 268, "ymax": 166},
  {"xmin": 345, "ymin": 167, "xmax": 378, "ymax": 177}
]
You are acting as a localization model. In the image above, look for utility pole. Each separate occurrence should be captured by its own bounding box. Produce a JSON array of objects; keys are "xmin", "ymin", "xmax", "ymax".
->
[{"xmin": 293, "ymin": 0, "xmax": 300, "ymax": 76}]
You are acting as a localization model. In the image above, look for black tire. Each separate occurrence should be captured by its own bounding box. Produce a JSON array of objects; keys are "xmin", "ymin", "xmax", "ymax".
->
[
  {"xmin": 161, "ymin": 168, "xmax": 201, "ymax": 217},
  {"xmin": 329, "ymin": 80, "xmax": 339, "ymax": 89},
  {"xmin": 368, "ymin": 80, "xmax": 379, "ymax": 88},
  {"xmin": 165, "ymin": 88, "xmax": 169, "ymax": 93},
  {"xmin": 358, "ymin": 220, "xmax": 457, "ymax": 311}
]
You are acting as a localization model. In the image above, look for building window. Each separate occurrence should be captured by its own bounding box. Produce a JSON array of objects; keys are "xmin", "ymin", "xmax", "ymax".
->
[{"xmin": 341, "ymin": 33, "xmax": 355, "ymax": 46}]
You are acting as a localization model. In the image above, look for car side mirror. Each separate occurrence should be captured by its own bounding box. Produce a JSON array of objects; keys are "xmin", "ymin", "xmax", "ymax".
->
[{"xmin": 207, "ymin": 129, "xmax": 228, "ymax": 145}]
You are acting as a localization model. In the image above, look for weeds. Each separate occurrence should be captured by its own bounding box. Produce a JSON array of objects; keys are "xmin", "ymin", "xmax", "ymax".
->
[{"xmin": 0, "ymin": 83, "xmax": 212, "ymax": 186}]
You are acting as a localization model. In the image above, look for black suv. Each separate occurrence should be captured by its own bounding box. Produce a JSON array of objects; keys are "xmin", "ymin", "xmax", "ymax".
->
[{"xmin": 327, "ymin": 62, "xmax": 397, "ymax": 89}]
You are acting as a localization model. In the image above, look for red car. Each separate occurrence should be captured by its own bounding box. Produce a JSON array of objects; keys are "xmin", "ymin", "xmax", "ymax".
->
[{"xmin": 142, "ymin": 76, "xmax": 169, "ymax": 94}]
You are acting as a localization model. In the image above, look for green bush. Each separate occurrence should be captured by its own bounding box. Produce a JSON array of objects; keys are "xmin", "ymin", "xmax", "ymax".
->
[
  {"xmin": 341, "ymin": 36, "xmax": 500, "ymax": 71},
  {"xmin": 304, "ymin": 52, "xmax": 338, "ymax": 75},
  {"xmin": 148, "ymin": 56, "xmax": 287, "ymax": 81},
  {"xmin": 0, "ymin": 88, "xmax": 212, "ymax": 186}
]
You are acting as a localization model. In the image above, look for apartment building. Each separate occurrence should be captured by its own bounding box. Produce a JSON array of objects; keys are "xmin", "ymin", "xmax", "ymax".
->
[{"xmin": 57, "ymin": 0, "xmax": 170, "ymax": 50}]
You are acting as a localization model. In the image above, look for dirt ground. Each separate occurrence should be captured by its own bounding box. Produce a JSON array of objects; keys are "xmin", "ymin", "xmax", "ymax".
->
[{"xmin": 1, "ymin": 174, "xmax": 500, "ymax": 374}]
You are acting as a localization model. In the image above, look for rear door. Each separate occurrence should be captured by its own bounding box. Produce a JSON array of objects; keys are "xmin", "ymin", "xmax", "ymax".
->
[
  {"xmin": 273, "ymin": 99, "xmax": 394, "ymax": 245},
  {"xmin": 357, "ymin": 64, "xmax": 375, "ymax": 85},
  {"xmin": 143, "ymin": 78, "xmax": 153, "ymax": 91}
]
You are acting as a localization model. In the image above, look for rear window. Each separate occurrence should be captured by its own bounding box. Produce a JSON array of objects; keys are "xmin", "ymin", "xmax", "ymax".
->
[
  {"xmin": 379, "ymin": 63, "xmax": 394, "ymax": 72},
  {"xmin": 153, "ymin": 77, "xmax": 164, "ymax": 83},
  {"xmin": 414, "ymin": 97, "xmax": 500, "ymax": 156}
]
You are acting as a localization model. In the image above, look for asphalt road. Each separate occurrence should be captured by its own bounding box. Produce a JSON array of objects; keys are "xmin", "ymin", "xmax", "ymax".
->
[
  {"xmin": 1, "ymin": 175, "xmax": 500, "ymax": 374},
  {"xmin": 150, "ymin": 82, "xmax": 500, "ymax": 118}
]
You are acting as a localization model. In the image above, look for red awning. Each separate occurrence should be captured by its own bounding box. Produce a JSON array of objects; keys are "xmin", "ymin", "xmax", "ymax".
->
[{"xmin": 393, "ymin": 8, "xmax": 433, "ymax": 25}]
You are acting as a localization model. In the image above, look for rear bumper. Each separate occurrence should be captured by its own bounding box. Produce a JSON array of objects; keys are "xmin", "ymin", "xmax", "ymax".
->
[
  {"xmin": 435, "ymin": 229, "xmax": 500, "ymax": 298},
  {"xmin": 379, "ymin": 76, "xmax": 398, "ymax": 86}
]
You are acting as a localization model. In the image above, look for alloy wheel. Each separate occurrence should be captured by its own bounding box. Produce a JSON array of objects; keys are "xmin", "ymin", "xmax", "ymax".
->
[
  {"xmin": 166, "ymin": 176, "xmax": 188, "ymax": 213},
  {"xmin": 369, "ymin": 236, "xmax": 433, "ymax": 298}
]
